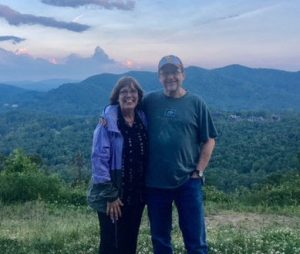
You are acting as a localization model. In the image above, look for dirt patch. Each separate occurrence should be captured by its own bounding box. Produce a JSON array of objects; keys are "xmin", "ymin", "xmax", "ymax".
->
[{"xmin": 206, "ymin": 212, "xmax": 300, "ymax": 230}]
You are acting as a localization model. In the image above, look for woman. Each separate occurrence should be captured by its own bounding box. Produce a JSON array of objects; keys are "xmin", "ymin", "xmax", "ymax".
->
[{"xmin": 88, "ymin": 76, "xmax": 148, "ymax": 254}]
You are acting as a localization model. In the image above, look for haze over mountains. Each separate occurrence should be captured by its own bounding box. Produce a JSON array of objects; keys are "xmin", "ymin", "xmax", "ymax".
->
[
  {"xmin": 0, "ymin": 47, "xmax": 127, "ymax": 81},
  {"xmin": 1, "ymin": 64, "xmax": 300, "ymax": 115}
]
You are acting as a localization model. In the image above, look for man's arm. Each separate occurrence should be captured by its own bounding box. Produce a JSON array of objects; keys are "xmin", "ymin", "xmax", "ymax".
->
[{"xmin": 194, "ymin": 138, "xmax": 216, "ymax": 177}]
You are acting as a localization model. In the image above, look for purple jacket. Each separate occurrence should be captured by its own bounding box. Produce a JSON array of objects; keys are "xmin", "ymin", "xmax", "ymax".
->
[{"xmin": 88, "ymin": 104, "xmax": 147, "ymax": 212}]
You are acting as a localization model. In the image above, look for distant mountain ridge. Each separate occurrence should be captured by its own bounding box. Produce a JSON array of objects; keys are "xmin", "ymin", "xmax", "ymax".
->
[
  {"xmin": 3, "ymin": 79, "xmax": 79, "ymax": 91},
  {"xmin": 1, "ymin": 65, "xmax": 300, "ymax": 115}
]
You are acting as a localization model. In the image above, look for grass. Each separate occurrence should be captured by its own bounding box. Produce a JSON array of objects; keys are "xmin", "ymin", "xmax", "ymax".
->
[
  {"xmin": 0, "ymin": 201, "xmax": 300, "ymax": 254},
  {"xmin": 0, "ymin": 201, "xmax": 98, "ymax": 254}
]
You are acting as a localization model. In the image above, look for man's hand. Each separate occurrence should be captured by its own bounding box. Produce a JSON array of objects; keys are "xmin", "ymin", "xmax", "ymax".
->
[
  {"xmin": 99, "ymin": 117, "xmax": 108, "ymax": 127},
  {"xmin": 191, "ymin": 170, "xmax": 204, "ymax": 179},
  {"xmin": 106, "ymin": 198, "xmax": 124, "ymax": 222}
]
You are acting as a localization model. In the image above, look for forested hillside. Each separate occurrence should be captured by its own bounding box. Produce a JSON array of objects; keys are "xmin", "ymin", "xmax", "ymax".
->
[
  {"xmin": 1, "ymin": 110, "xmax": 299, "ymax": 191},
  {"xmin": 1, "ymin": 65, "xmax": 299, "ymax": 190}
]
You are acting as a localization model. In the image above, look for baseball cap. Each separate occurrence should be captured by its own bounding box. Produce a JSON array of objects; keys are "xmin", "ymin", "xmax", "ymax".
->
[{"xmin": 158, "ymin": 55, "xmax": 183, "ymax": 70}]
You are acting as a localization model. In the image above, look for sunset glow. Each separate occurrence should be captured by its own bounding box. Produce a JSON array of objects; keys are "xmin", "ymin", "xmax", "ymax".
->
[{"xmin": 0, "ymin": 0, "xmax": 299, "ymax": 81}]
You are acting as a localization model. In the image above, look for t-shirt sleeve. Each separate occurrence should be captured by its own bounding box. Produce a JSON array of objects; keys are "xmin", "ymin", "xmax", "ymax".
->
[
  {"xmin": 141, "ymin": 97, "xmax": 146, "ymax": 112},
  {"xmin": 198, "ymin": 101, "xmax": 218, "ymax": 143}
]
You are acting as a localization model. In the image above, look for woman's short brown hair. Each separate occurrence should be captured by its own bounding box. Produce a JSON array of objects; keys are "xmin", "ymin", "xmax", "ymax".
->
[{"xmin": 110, "ymin": 76, "xmax": 144, "ymax": 107}]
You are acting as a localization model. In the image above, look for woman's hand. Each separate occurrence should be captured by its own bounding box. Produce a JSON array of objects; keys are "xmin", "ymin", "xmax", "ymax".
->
[{"xmin": 106, "ymin": 198, "xmax": 124, "ymax": 222}]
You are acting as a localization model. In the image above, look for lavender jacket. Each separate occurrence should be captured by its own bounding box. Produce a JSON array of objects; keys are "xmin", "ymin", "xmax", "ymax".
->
[{"xmin": 87, "ymin": 104, "xmax": 147, "ymax": 212}]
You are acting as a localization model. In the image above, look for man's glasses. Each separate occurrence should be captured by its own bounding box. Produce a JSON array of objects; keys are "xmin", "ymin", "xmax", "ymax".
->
[{"xmin": 159, "ymin": 70, "xmax": 182, "ymax": 77}]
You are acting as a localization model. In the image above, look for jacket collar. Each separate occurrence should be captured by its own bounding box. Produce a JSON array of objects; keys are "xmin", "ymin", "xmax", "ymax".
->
[
  {"xmin": 103, "ymin": 105, "xmax": 120, "ymax": 133},
  {"xmin": 103, "ymin": 104, "xmax": 147, "ymax": 132}
]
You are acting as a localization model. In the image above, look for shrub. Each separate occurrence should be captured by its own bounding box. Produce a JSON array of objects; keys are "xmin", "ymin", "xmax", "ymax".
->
[
  {"xmin": 57, "ymin": 184, "xmax": 87, "ymax": 205},
  {"xmin": 4, "ymin": 149, "xmax": 38, "ymax": 173},
  {"xmin": 205, "ymin": 185, "xmax": 231, "ymax": 203},
  {"xmin": 0, "ymin": 171, "xmax": 63, "ymax": 203},
  {"xmin": 0, "ymin": 170, "xmax": 88, "ymax": 205},
  {"xmin": 0, "ymin": 149, "xmax": 87, "ymax": 205},
  {"xmin": 238, "ymin": 173, "xmax": 300, "ymax": 206}
]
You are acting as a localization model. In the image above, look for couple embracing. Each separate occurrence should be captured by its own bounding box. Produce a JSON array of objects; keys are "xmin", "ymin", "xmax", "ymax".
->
[{"xmin": 88, "ymin": 55, "xmax": 218, "ymax": 254}]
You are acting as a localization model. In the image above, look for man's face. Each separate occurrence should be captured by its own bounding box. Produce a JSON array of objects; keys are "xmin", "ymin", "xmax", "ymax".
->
[{"xmin": 159, "ymin": 64, "xmax": 185, "ymax": 95}]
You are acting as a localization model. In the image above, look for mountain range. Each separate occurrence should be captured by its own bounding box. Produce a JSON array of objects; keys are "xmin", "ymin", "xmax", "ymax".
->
[
  {"xmin": 3, "ymin": 79, "xmax": 78, "ymax": 92},
  {"xmin": 1, "ymin": 64, "xmax": 300, "ymax": 115}
]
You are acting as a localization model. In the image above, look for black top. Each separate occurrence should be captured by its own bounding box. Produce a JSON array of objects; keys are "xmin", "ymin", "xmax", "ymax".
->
[{"xmin": 117, "ymin": 108, "xmax": 148, "ymax": 206}]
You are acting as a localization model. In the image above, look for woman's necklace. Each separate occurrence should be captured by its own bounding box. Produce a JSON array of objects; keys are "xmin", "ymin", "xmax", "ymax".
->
[{"xmin": 124, "ymin": 116, "xmax": 135, "ymax": 127}]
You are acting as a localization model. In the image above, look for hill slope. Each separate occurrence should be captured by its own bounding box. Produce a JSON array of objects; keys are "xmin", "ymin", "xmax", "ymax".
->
[{"xmin": 1, "ymin": 65, "xmax": 299, "ymax": 115}]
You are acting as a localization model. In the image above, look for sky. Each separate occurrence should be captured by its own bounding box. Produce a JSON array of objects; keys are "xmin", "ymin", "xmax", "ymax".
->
[{"xmin": 0, "ymin": 0, "xmax": 299, "ymax": 81}]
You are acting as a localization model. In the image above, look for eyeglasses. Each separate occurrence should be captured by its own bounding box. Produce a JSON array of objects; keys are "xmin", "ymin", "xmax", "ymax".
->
[
  {"xmin": 159, "ymin": 70, "xmax": 182, "ymax": 77},
  {"xmin": 119, "ymin": 89, "xmax": 138, "ymax": 96}
]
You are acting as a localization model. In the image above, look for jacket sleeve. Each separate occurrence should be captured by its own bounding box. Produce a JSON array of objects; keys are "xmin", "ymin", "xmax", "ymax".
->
[{"xmin": 90, "ymin": 123, "xmax": 119, "ymax": 202}]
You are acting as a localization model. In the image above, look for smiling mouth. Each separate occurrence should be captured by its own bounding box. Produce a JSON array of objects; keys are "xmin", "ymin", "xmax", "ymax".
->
[
  {"xmin": 166, "ymin": 81, "xmax": 177, "ymax": 85},
  {"xmin": 124, "ymin": 99, "xmax": 136, "ymax": 103}
]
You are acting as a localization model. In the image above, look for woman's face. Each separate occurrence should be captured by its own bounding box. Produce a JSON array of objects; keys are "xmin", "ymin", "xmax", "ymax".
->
[{"xmin": 118, "ymin": 84, "xmax": 139, "ymax": 111}]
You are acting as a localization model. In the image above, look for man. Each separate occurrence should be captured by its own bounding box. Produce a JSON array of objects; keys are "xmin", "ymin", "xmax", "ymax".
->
[{"xmin": 143, "ymin": 55, "xmax": 217, "ymax": 254}]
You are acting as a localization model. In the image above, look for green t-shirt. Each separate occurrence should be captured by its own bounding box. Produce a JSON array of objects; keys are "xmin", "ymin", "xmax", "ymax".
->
[{"xmin": 143, "ymin": 90, "xmax": 217, "ymax": 188}]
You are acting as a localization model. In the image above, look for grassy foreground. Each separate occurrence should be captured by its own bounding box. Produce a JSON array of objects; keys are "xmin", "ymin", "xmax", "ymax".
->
[{"xmin": 0, "ymin": 201, "xmax": 300, "ymax": 254}]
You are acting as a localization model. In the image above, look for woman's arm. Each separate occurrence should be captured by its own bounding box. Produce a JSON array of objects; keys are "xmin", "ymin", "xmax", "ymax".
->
[{"xmin": 90, "ymin": 124, "xmax": 122, "ymax": 219}]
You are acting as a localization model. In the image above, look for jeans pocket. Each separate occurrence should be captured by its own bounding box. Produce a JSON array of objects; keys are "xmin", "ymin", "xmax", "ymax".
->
[{"xmin": 190, "ymin": 177, "xmax": 205, "ymax": 186}]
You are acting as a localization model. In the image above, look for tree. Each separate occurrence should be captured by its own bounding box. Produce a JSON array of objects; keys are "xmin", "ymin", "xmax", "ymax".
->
[
  {"xmin": 73, "ymin": 151, "xmax": 85, "ymax": 184},
  {"xmin": 4, "ymin": 149, "xmax": 38, "ymax": 173},
  {"xmin": 0, "ymin": 153, "xmax": 6, "ymax": 172}
]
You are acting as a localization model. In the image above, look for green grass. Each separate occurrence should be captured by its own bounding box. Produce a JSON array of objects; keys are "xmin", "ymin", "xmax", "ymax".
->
[
  {"xmin": 206, "ymin": 200, "xmax": 300, "ymax": 216},
  {"xmin": 0, "ymin": 202, "xmax": 98, "ymax": 254},
  {"xmin": 0, "ymin": 201, "xmax": 299, "ymax": 254}
]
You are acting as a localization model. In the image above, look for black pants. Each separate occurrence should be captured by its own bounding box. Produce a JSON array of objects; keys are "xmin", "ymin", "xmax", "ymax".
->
[{"xmin": 97, "ymin": 203, "xmax": 145, "ymax": 254}]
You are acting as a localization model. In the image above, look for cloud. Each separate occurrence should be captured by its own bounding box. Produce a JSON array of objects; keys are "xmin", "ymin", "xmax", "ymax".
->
[
  {"xmin": 41, "ymin": 0, "xmax": 135, "ymax": 10},
  {"xmin": 0, "ymin": 4, "xmax": 90, "ymax": 32},
  {"xmin": 15, "ymin": 48, "xmax": 30, "ymax": 55},
  {"xmin": 0, "ymin": 46, "xmax": 129, "ymax": 81},
  {"xmin": 0, "ymin": 36, "xmax": 25, "ymax": 44},
  {"xmin": 197, "ymin": 4, "xmax": 281, "ymax": 26},
  {"xmin": 218, "ymin": 5, "xmax": 278, "ymax": 21},
  {"xmin": 64, "ymin": 46, "xmax": 116, "ymax": 66}
]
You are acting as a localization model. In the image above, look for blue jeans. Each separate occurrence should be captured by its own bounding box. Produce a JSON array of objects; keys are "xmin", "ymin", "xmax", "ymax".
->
[{"xmin": 147, "ymin": 178, "xmax": 208, "ymax": 254}]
